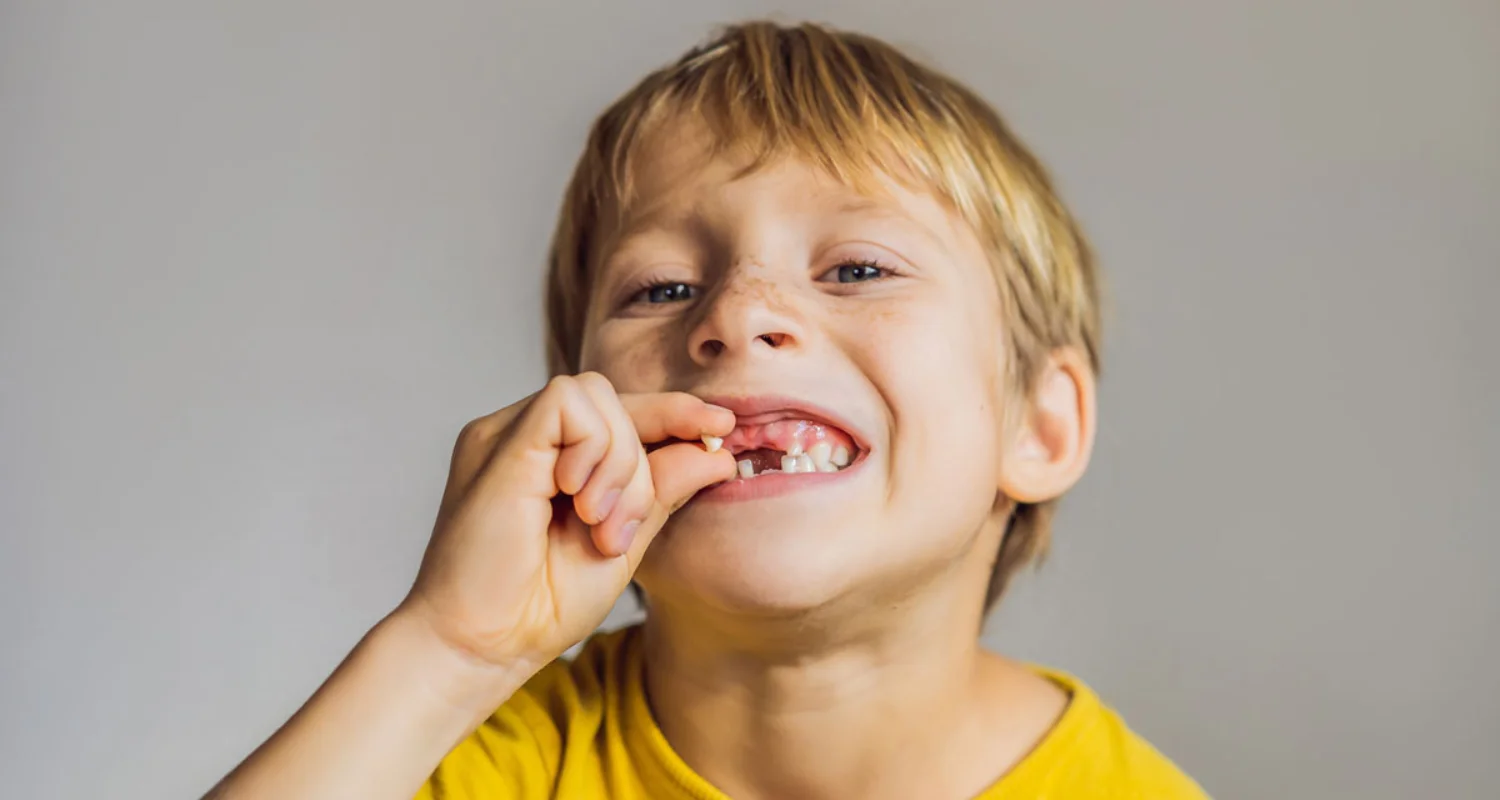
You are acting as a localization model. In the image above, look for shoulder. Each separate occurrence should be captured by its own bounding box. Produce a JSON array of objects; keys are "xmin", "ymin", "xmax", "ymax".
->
[
  {"xmin": 418, "ymin": 627, "xmax": 636, "ymax": 800},
  {"xmin": 993, "ymin": 668, "xmax": 1211, "ymax": 799}
]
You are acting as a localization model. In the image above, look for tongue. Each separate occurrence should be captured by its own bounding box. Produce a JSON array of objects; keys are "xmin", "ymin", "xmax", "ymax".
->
[{"xmin": 723, "ymin": 419, "xmax": 856, "ymax": 457}]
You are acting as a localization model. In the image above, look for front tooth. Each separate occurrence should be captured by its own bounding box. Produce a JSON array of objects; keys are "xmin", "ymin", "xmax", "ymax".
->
[
  {"xmin": 796, "ymin": 453, "xmax": 814, "ymax": 473},
  {"xmin": 737, "ymin": 459, "xmax": 755, "ymax": 479},
  {"xmin": 781, "ymin": 454, "xmax": 801, "ymax": 473},
  {"xmin": 809, "ymin": 442, "xmax": 832, "ymax": 471},
  {"xmin": 831, "ymin": 445, "xmax": 851, "ymax": 467},
  {"xmin": 702, "ymin": 435, "xmax": 723, "ymax": 453},
  {"xmin": 787, "ymin": 440, "xmax": 804, "ymax": 457}
]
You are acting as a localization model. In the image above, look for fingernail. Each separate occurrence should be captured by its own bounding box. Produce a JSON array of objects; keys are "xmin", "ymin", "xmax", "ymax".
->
[
  {"xmin": 596, "ymin": 489, "xmax": 621, "ymax": 523},
  {"xmin": 705, "ymin": 403, "xmax": 734, "ymax": 416},
  {"xmin": 620, "ymin": 519, "xmax": 642, "ymax": 551}
]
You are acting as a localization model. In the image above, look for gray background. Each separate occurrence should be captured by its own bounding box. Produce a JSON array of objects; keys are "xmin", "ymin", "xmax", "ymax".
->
[{"xmin": 3, "ymin": 1, "xmax": 1496, "ymax": 798}]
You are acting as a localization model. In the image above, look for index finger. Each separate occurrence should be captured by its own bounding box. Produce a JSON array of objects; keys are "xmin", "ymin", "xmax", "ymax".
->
[{"xmin": 617, "ymin": 393, "xmax": 735, "ymax": 443}]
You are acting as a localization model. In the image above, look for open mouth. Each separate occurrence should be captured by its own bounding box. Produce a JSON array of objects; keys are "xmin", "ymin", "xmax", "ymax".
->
[
  {"xmin": 694, "ymin": 396, "xmax": 869, "ymax": 492},
  {"xmin": 705, "ymin": 416, "xmax": 861, "ymax": 479}
]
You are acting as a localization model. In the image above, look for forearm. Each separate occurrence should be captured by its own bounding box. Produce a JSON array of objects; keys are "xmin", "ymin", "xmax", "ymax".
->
[{"xmin": 206, "ymin": 610, "xmax": 533, "ymax": 800}]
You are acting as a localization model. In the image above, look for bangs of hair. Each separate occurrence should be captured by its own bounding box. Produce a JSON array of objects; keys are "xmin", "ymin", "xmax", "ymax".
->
[{"xmin": 610, "ymin": 26, "xmax": 943, "ymax": 212}]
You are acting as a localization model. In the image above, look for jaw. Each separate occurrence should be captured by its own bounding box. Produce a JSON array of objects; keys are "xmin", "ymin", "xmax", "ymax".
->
[
  {"xmin": 642, "ymin": 456, "xmax": 1011, "ymax": 635},
  {"xmin": 637, "ymin": 511, "xmax": 999, "ymax": 660}
]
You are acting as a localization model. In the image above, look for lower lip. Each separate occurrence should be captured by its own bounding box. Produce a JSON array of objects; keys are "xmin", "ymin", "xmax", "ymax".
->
[{"xmin": 694, "ymin": 454, "xmax": 867, "ymax": 503}]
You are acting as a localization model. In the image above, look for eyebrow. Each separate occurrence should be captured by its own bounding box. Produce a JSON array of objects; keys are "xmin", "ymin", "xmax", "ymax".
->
[
  {"xmin": 604, "ymin": 191, "xmax": 956, "ymax": 264},
  {"xmin": 602, "ymin": 199, "xmax": 703, "ymax": 255},
  {"xmin": 833, "ymin": 196, "xmax": 885, "ymax": 215},
  {"xmin": 831, "ymin": 194, "xmax": 957, "ymax": 256}
]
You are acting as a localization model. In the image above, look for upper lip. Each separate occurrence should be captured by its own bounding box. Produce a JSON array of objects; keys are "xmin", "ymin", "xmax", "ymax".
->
[{"xmin": 697, "ymin": 394, "xmax": 872, "ymax": 454}]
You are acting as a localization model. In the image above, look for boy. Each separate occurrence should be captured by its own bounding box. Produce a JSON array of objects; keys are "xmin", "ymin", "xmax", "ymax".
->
[{"xmin": 211, "ymin": 21, "xmax": 1208, "ymax": 800}]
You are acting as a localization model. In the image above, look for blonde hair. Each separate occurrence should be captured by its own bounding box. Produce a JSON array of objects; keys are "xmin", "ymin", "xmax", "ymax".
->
[{"xmin": 544, "ymin": 21, "xmax": 1101, "ymax": 610}]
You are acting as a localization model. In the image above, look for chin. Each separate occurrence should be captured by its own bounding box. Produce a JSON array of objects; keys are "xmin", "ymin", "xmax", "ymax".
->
[
  {"xmin": 636, "ymin": 492, "xmax": 1002, "ymax": 629},
  {"xmin": 635, "ymin": 504, "xmax": 866, "ymax": 616}
]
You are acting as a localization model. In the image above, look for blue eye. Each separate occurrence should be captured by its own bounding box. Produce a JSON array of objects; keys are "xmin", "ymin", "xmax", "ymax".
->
[
  {"xmin": 633, "ymin": 282, "xmax": 695, "ymax": 304},
  {"xmin": 831, "ymin": 261, "xmax": 887, "ymax": 283}
]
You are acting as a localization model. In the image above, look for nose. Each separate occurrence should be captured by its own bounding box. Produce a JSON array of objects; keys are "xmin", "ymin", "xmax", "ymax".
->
[{"xmin": 687, "ymin": 270, "xmax": 804, "ymax": 365}]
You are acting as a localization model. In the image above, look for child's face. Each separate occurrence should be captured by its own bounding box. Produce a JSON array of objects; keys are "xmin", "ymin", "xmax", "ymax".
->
[{"xmin": 579, "ymin": 129, "xmax": 1042, "ymax": 615}]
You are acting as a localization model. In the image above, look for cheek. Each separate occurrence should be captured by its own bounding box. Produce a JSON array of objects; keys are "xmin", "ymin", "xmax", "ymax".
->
[
  {"xmin": 859, "ymin": 297, "xmax": 1006, "ymax": 504},
  {"xmin": 867, "ymin": 295, "xmax": 1002, "ymax": 417},
  {"xmin": 578, "ymin": 320, "xmax": 677, "ymax": 392}
]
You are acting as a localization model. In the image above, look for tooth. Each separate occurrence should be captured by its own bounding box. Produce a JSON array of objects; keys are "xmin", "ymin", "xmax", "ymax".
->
[
  {"xmin": 781, "ymin": 454, "xmax": 801, "ymax": 473},
  {"xmin": 831, "ymin": 445, "xmax": 851, "ymax": 467},
  {"xmin": 796, "ymin": 453, "xmax": 814, "ymax": 473},
  {"xmin": 809, "ymin": 442, "xmax": 832, "ymax": 471},
  {"xmin": 787, "ymin": 440, "xmax": 804, "ymax": 457},
  {"xmin": 702, "ymin": 435, "xmax": 723, "ymax": 453},
  {"xmin": 737, "ymin": 459, "xmax": 754, "ymax": 479}
]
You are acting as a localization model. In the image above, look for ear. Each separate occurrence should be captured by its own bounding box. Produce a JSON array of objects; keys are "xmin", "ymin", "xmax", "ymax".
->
[{"xmin": 998, "ymin": 347, "xmax": 1097, "ymax": 504}]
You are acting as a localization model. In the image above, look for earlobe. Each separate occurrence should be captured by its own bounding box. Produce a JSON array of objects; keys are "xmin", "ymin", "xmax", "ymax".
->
[{"xmin": 997, "ymin": 348, "xmax": 1097, "ymax": 504}]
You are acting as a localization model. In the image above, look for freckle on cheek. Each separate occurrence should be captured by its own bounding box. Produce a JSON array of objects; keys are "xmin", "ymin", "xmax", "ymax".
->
[{"xmin": 835, "ymin": 305, "xmax": 905, "ymax": 325}]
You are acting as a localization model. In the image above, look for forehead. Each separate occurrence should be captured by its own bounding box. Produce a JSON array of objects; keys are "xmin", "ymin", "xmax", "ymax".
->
[{"xmin": 601, "ymin": 118, "xmax": 972, "ymax": 254}]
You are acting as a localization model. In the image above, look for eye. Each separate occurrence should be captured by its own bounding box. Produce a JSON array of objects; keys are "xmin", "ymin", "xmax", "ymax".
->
[
  {"xmin": 821, "ymin": 259, "xmax": 891, "ymax": 284},
  {"xmin": 630, "ymin": 282, "xmax": 696, "ymax": 304}
]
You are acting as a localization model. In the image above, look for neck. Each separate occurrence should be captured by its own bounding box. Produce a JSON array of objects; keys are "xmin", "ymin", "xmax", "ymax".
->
[{"xmin": 639, "ymin": 569, "xmax": 1035, "ymax": 800}]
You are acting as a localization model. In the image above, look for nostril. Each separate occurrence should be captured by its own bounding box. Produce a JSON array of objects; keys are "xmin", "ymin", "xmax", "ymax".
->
[{"xmin": 758, "ymin": 333, "xmax": 787, "ymax": 348}]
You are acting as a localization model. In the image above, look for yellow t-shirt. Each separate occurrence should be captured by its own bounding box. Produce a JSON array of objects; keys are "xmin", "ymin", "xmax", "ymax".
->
[{"xmin": 417, "ymin": 626, "xmax": 1209, "ymax": 799}]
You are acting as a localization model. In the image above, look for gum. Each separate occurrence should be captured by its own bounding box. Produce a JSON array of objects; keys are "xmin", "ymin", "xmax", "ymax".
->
[{"xmin": 721, "ymin": 419, "xmax": 857, "ymax": 457}]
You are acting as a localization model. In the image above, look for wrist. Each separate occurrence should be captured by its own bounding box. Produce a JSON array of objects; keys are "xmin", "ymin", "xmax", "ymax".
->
[{"xmin": 369, "ymin": 608, "xmax": 539, "ymax": 726}]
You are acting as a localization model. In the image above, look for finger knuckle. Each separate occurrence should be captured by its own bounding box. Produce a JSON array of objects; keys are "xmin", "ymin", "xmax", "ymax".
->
[
  {"xmin": 454, "ymin": 417, "xmax": 493, "ymax": 452},
  {"xmin": 664, "ymin": 392, "xmax": 701, "ymax": 414},
  {"xmin": 616, "ymin": 444, "xmax": 643, "ymax": 470},
  {"xmin": 603, "ymin": 444, "xmax": 640, "ymax": 479},
  {"xmin": 575, "ymin": 371, "xmax": 615, "ymax": 393}
]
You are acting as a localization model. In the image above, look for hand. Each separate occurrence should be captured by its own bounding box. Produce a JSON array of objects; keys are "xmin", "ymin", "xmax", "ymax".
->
[{"xmin": 397, "ymin": 373, "xmax": 736, "ymax": 678}]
